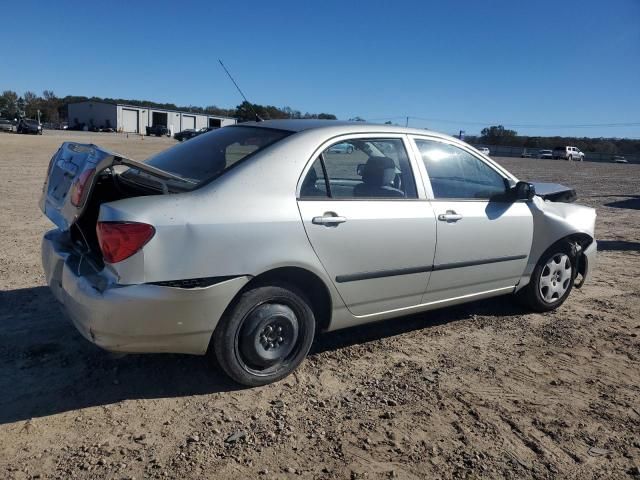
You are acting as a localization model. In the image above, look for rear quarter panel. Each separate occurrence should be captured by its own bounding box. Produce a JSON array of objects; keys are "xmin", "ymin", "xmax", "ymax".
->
[{"xmin": 98, "ymin": 130, "xmax": 349, "ymax": 320}]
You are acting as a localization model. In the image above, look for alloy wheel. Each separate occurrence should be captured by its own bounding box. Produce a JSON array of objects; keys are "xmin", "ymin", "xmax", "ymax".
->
[{"xmin": 539, "ymin": 253, "xmax": 572, "ymax": 303}]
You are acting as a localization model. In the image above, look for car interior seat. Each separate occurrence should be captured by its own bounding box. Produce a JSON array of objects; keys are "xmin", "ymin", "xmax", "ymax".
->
[{"xmin": 354, "ymin": 156, "xmax": 404, "ymax": 198}]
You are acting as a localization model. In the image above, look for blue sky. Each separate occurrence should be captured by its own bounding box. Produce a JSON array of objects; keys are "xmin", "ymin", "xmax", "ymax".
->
[{"xmin": 1, "ymin": 0, "xmax": 638, "ymax": 137}]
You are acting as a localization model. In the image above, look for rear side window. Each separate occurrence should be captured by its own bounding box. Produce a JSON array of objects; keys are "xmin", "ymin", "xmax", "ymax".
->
[
  {"xmin": 300, "ymin": 138, "xmax": 417, "ymax": 199},
  {"xmin": 415, "ymin": 139, "xmax": 506, "ymax": 200},
  {"xmin": 143, "ymin": 126, "xmax": 290, "ymax": 186},
  {"xmin": 299, "ymin": 158, "xmax": 328, "ymax": 198}
]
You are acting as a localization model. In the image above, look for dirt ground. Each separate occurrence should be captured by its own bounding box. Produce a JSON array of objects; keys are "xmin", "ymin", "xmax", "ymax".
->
[{"xmin": 0, "ymin": 131, "xmax": 638, "ymax": 480}]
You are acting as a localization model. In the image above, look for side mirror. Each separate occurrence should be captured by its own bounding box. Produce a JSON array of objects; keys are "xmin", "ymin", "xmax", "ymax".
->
[
  {"xmin": 513, "ymin": 181, "xmax": 535, "ymax": 200},
  {"xmin": 356, "ymin": 164, "xmax": 365, "ymax": 176}
]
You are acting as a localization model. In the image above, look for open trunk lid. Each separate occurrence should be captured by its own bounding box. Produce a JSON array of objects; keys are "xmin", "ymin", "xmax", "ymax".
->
[{"xmin": 39, "ymin": 142, "xmax": 194, "ymax": 231}]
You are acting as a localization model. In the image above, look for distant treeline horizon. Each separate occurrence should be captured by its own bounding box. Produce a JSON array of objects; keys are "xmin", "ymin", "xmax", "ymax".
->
[
  {"xmin": 0, "ymin": 90, "xmax": 638, "ymax": 154},
  {"xmin": 0, "ymin": 90, "xmax": 338, "ymax": 124},
  {"xmin": 462, "ymin": 125, "xmax": 640, "ymax": 156}
]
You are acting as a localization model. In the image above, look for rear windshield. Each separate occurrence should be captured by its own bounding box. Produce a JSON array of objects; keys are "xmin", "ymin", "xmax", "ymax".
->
[{"xmin": 143, "ymin": 126, "xmax": 291, "ymax": 185}]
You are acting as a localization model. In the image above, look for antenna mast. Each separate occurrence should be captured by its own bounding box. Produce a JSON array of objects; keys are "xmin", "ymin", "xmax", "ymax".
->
[{"xmin": 218, "ymin": 59, "xmax": 263, "ymax": 121}]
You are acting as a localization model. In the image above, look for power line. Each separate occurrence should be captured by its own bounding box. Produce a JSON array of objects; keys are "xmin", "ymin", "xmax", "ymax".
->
[{"xmin": 363, "ymin": 115, "xmax": 640, "ymax": 129}]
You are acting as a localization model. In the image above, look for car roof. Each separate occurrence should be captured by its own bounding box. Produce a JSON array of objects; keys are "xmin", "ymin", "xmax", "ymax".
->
[{"xmin": 236, "ymin": 119, "xmax": 457, "ymax": 141}]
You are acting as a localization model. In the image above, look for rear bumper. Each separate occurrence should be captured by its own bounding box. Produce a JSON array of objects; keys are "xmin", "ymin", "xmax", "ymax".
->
[{"xmin": 42, "ymin": 229, "xmax": 250, "ymax": 355}]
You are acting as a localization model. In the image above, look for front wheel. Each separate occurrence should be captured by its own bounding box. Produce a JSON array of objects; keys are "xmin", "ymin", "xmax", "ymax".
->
[
  {"xmin": 212, "ymin": 283, "xmax": 316, "ymax": 386},
  {"xmin": 517, "ymin": 246, "xmax": 575, "ymax": 312}
]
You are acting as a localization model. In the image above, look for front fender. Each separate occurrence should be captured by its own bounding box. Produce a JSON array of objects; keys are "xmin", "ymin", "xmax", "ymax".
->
[{"xmin": 516, "ymin": 196, "xmax": 596, "ymax": 290}]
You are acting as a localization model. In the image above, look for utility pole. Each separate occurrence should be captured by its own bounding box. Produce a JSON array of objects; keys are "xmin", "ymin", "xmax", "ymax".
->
[{"xmin": 405, "ymin": 116, "xmax": 409, "ymax": 127}]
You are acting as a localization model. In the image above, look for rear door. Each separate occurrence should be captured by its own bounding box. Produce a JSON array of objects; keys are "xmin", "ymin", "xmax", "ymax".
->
[
  {"xmin": 410, "ymin": 136, "xmax": 533, "ymax": 303},
  {"xmin": 297, "ymin": 135, "xmax": 437, "ymax": 317}
]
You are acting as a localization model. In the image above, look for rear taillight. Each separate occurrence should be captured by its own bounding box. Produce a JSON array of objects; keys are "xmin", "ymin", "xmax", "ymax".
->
[
  {"xmin": 70, "ymin": 168, "xmax": 96, "ymax": 206},
  {"xmin": 96, "ymin": 222, "xmax": 155, "ymax": 263}
]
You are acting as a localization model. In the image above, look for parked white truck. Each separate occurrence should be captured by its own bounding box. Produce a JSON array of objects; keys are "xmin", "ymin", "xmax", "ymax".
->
[{"xmin": 553, "ymin": 146, "xmax": 585, "ymax": 161}]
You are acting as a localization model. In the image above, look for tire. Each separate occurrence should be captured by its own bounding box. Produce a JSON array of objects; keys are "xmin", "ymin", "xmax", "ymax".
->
[
  {"xmin": 517, "ymin": 244, "xmax": 575, "ymax": 312},
  {"xmin": 212, "ymin": 283, "xmax": 316, "ymax": 387}
]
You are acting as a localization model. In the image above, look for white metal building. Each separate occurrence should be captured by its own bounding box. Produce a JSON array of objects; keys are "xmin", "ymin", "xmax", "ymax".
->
[{"xmin": 67, "ymin": 101, "xmax": 237, "ymax": 134}]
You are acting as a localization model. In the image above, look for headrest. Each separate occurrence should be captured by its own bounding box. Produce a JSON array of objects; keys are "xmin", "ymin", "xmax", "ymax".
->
[{"xmin": 362, "ymin": 156, "xmax": 396, "ymax": 186}]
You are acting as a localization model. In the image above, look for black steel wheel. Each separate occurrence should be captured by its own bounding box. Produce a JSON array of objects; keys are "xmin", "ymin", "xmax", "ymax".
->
[{"xmin": 212, "ymin": 283, "xmax": 316, "ymax": 386}]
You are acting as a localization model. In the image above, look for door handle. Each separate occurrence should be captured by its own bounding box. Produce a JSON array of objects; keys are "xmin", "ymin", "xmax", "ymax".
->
[
  {"xmin": 438, "ymin": 210, "xmax": 463, "ymax": 222},
  {"xmin": 312, "ymin": 213, "xmax": 347, "ymax": 225}
]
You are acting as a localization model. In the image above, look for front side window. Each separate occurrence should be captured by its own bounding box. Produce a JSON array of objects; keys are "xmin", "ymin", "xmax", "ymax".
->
[
  {"xmin": 415, "ymin": 139, "xmax": 506, "ymax": 200},
  {"xmin": 300, "ymin": 138, "xmax": 417, "ymax": 199}
]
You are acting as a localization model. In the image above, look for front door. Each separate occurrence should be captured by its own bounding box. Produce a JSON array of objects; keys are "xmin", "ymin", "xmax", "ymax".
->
[
  {"xmin": 411, "ymin": 137, "xmax": 533, "ymax": 303},
  {"xmin": 297, "ymin": 136, "xmax": 437, "ymax": 317}
]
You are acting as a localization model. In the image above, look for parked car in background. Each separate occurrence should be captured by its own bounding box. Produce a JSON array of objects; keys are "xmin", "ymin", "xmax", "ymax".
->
[
  {"xmin": 537, "ymin": 149, "xmax": 553, "ymax": 159},
  {"xmin": 553, "ymin": 146, "xmax": 584, "ymax": 161},
  {"xmin": 0, "ymin": 118, "xmax": 14, "ymax": 132},
  {"xmin": 17, "ymin": 118, "xmax": 42, "ymax": 135},
  {"xmin": 477, "ymin": 146, "xmax": 490, "ymax": 155},
  {"xmin": 174, "ymin": 129, "xmax": 198, "ymax": 142},
  {"xmin": 39, "ymin": 120, "xmax": 597, "ymax": 386},
  {"xmin": 520, "ymin": 149, "xmax": 535, "ymax": 158},
  {"xmin": 612, "ymin": 155, "xmax": 628, "ymax": 164},
  {"xmin": 146, "ymin": 125, "xmax": 171, "ymax": 137},
  {"xmin": 328, "ymin": 142, "xmax": 355, "ymax": 154},
  {"xmin": 174, "ymin": 127, "xmax": 218, "ymax": 142}
]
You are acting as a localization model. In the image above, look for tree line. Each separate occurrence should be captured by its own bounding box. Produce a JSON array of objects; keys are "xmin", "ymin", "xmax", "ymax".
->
[
  {"xmin": 0, "ymin": 90, "xmax": 337, "ymax": 124},
  {"xmin": 465, "ymin": 125, "xmax": 640, "ymax": 156},
  {"xmin": 1, "ymin": 91, "xmax": 637, "ymax": 155}
]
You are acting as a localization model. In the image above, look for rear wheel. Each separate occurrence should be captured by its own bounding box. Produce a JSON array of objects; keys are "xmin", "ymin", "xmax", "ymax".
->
[
  {"xmin": 212, "ymin": 283, "xmax": 316, "ymax": 386},
  {"xmin": 517, "ymin": 245, "xmax": 575, "ymax": 312}
]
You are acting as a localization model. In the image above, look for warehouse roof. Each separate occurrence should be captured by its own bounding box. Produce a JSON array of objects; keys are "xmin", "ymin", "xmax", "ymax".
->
[{"xmin": 68, "ymin": 100, "xmax": 236, "ymax": 120}]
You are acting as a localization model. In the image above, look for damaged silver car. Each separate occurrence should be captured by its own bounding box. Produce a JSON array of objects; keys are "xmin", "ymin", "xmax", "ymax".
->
[{"xmin": 40, "ymin": 120, "xmax": 597, "ymax": 386}]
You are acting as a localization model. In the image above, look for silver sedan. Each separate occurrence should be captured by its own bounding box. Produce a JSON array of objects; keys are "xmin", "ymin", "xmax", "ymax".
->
[{"xmin": 40, "ymin": 120, "xmax": 597, "ymax": 386}]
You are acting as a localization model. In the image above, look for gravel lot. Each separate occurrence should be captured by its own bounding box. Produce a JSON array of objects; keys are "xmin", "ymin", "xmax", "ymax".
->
[{"xmin": 0, "ymin": 131, "xmax": 639, "ymax": 479}]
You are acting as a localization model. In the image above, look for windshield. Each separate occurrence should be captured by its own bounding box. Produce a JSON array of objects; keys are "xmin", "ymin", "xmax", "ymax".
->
[{"xmin": 143, "ymin": 126, "xmax": 291, "ymax": 186}]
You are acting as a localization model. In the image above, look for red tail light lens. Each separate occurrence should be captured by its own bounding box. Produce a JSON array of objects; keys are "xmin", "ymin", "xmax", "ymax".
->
[
  {"xmin": 96, "ymin": 222, "xmax": 155, "ymax": 263},
  {"xmin": 70, "ymin": 168, "xmax": 96, "ymax": 206}
]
